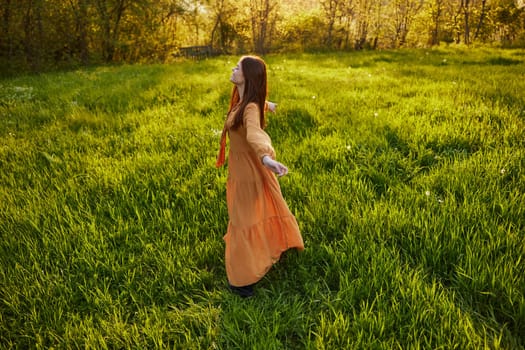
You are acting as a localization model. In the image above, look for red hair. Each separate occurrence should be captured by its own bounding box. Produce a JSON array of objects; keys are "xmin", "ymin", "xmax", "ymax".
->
[{"xmin": 229, "ymin": 56, "xmax": 267, "ymax": 129}]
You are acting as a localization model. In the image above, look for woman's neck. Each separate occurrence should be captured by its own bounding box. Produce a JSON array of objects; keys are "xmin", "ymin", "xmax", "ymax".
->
[{"xmin": 236, "ymin": 84, "xmax": 244, "ymax": 101}]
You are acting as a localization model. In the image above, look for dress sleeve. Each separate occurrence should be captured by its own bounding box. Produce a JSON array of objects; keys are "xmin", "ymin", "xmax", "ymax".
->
[{"xmin": 243, "ymin": 103, "xmax": 276, "ymax": 161}]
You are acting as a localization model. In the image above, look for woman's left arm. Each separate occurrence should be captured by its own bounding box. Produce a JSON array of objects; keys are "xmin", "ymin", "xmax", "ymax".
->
[
  {"xmin": 244, "ymin": 104, "xmax": 275, "ymax": 160},
  {"xmin": 244, "ymin": 104, "xmax": 289, "ymax": 176},
  {"xmin": 262, "ymin": 155, "xmax": 288, "ymax": 176}
]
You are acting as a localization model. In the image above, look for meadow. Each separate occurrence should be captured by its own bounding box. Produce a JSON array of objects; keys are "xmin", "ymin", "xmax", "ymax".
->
[{"xmin": 0, "ymin": 48, "xmax": 524, "ymax": 349}]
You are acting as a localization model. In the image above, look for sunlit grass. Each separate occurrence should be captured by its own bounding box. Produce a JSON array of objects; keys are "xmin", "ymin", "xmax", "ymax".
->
[{"xmin": 1, "ymin": 47, "xmax": 524, "ymax": 349}]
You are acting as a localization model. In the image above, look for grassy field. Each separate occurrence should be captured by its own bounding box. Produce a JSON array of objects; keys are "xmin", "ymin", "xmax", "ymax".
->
[{"xmin": 1, "ymin": 48, "xmax": 524, "ymax": 349}]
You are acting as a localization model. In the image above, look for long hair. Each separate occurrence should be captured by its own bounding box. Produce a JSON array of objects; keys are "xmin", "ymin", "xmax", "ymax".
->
[{"xmin": 229, "ymin": 56, "xmax": 267, "ymax": 129}]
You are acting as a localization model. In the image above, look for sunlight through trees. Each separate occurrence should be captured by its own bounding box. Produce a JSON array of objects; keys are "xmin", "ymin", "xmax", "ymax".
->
[{"xmin": 1, "ymin": 0, "xmax": 524, "ymax": 71}]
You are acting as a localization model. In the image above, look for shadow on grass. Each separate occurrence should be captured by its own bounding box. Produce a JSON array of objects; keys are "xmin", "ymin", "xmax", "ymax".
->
[{"xmin": 267, "ymin": 107, "xmax": 317, "ymax": 139}]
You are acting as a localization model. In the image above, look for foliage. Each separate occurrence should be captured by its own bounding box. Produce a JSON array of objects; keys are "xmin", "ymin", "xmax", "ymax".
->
[
  {"xmin": 1, "ymin": 0, "xmax": 525, "ymax": 72},
  {"xmin": 276, "ymin": 10, "xmax": 326, "ymax": 52},
  {"xmin": 1, "ymin": 48, "xmax": 525, "ymax": 349}
]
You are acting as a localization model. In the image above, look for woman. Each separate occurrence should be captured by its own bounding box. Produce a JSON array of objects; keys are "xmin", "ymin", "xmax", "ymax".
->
[{"xmin": 216, "ymin": 55, "xmax": 304, "ymax": 297}]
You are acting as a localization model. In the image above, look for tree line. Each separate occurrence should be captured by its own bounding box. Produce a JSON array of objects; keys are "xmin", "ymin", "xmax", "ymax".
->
[{"xmin": 1, "ymin": 0, "xmax": 524, "ymax": 71}]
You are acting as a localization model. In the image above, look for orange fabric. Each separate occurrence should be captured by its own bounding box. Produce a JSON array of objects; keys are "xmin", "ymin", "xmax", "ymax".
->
[
  {"xmin": 215, "ymin": 128, "xmax": 227, "ymax": 168},
  {"xmin": 221, "ymin": 103, "xmax": 304, "ymax": 287},
  {"xmin": 216, "ymin": 101, "xmax": 269, "ymax": 168}
]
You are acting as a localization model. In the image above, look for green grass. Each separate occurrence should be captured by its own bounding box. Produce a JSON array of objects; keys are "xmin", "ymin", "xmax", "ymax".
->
[{"xmin": 1, "ymin": 48, "xmax": 524, "ymax": 349}]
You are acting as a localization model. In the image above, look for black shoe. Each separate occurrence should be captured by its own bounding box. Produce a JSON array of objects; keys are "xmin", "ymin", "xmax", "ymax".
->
[{"xmin": 229, "ymin": 283, "xmax": 255, "ymax": 298}]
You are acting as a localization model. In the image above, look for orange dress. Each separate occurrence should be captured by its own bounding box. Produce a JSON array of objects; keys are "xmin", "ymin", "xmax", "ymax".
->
[{"xmin": 222, "ymin": 102, "xmax": 304, "ymax": 287}]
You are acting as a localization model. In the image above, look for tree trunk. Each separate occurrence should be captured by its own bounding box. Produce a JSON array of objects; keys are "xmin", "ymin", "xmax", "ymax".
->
[
  {"xmin": 95, "ymin": 0, "xmax": 128, "ymax": 62},
  {"xmin": 474, "ymin": 0, "xmax": 486, "ymax": 40},
  {"xmin": 326, "ymin": 3, "xmax": 335, "ymax": 47},
  {"xmin": 322, "ymin": 0, "xmax": 340, "ymax": 48},
  {"xmin": 23, "ymin": 0, "xmax": 34, "ymax": 67},
  {"xmin": 429, "ymin": 0, "xmax": 442, "ymax": 46},
  {"xmin": 259, "ymin": 0, "xmax": 269, "ymax": 54},
  {"xmin": 355, "ymin": 19, "xmax": 368, "ymax": 49},
  {"xmin": 462, "ymin": 0, "xmax": 470, "ymax": 45},
  {"xmin": 1, "ymin": 0, "xmax": 9, "ymax": 57},
  {"xmin": 251, "ymin": 0, "xmax": 273, "ymax": 54},
  {"xmin": 67, "ymin": 0, "xmax": 89, "ymax": 63},
  {"xmin": 111, "ymin": 0, "xmax": 126, "ymax": 60},
  {"xmin": 250, "ymin": 3, "xmax": 258, "ymax": 52},
  {"xmin": 78, "ymin": 0, "xmax": 89, "ymax": 64},
  {"xmin": 95, "ymin": 0, "xmax": 112, "ymax": 61}
]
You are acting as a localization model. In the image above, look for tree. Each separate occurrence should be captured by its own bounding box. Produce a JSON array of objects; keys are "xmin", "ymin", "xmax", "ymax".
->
[
  {"xmin": 0, "ymin": 0, "xmax": 13, "ymax": 60},
  {"xmin": 279, "ymin": 10, "xmax": 325, "ymax": 51},
  {"xmin": 474, "ymin": 0, "xmax": 488, "ymax": 39},
  {"xmin": 353, "ymin": 0, "xmax": 376, "ymax": 49},
  {"xmin": 64, "ymin": 0, "xmax": 90, "ymax": 64},
  {"xmin": 2, "ymin": 0, "xmax": 525, "ymax": 72},
  {"xmin": 460, "ymin": 0, "xmax": 472, "ymax": 44},
  {"xmin": 93, "ymin": 0, "xmax": 130, "ymax": 61},
  {"xmin": 22, "ymin": 0, "xmax": 45, "ymax": 69},
  {"xmin": 491, "ymin": 0, "xmax": 525, "ymax": 44},
  {"xmin": 390, "ymin": 0, "xmax": 423, "ymax": 47},
  {"xmin": 210, "ymin": 0, "xmax": 236, "ymax": 52},
  {"xmin": 249, "ymin": 0, "xmax": 279, "ymax": 54},
  {"xmin": 276, "ymin": 1, "xmax": 324, "ymax": 51},
  {"xmin": 320, "ymin": 0, "xmax": 345, "ymax": 48},
  {"xmin": 427, "ymin": 0, "xmax": 445, "ymax": 45}
]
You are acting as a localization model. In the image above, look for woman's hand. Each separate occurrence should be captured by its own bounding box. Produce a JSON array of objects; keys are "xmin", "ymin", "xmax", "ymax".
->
[
  {"xmin": 262, "ymin": 155, "xmax": 288, "ymax": 177},
  {"xmin": 267, "ymin": 101, "xmax": 277, "ymax": 113}
]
